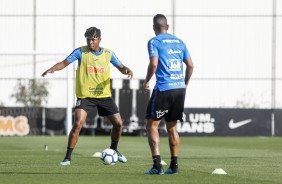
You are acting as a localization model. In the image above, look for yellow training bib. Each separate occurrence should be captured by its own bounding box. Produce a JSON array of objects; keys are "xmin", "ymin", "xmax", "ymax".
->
[{"xmin": 76, "ymin": 46, "xmax": 112, "ymax": 98}]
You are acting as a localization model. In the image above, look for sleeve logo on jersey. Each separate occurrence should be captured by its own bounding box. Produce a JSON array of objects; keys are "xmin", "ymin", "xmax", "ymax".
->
[
  {"xmin": 167, "ymin": 49, "xmax": 182, "ymax": 54},
  {"xmin": 149, "ymin": 40, "xmax": 155, "ymax": 53},
  {"xmin": 168, "ymin": 59, "xmax": 181, "ymax": 71},
  {"xmin": 88, "ymin": 66, "xmax": 105, "ymax": 74}
]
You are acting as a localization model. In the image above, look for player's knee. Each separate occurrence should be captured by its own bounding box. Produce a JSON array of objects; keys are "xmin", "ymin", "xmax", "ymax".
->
[
  {"xmin": 112, "ymin": 118, "xmax": 122, "ymax": 129},
  {"xmin": 146, "ymin": 124, "xmax": 156, "ymax": 132},
  {"xmin": 114, "ymin": 120, "xmax": 122, "ymax": 129},
  {"xmin": 73, "ymin": 120, "xmax": 84, "ymax": 130}
]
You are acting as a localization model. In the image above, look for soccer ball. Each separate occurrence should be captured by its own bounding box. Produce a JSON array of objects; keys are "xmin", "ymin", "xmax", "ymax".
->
[{"xmin": 100, "ymin": 148, "xmax": 118, "ymax": 165}]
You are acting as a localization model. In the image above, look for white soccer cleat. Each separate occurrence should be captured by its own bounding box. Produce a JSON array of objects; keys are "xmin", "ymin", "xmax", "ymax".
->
[
  {"xmin": 60, "ymin": 159, "xmax": 71, "ymax": 166},
  {"xmin": 117, "ymin": 152, "xmax": 127, "ymax": 163}
]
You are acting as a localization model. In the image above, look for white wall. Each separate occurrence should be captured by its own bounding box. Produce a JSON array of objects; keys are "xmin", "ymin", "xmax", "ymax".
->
[{"xmin": 0, "ymin": 0, "xmax": 281, "ymax": 108}]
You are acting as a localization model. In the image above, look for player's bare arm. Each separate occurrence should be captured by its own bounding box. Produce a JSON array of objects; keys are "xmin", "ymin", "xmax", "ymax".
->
[
  {"xmin": 143, "ymin": 56, "xmax": 158, "ymax": 89},
  {"xmin": 184, "ymin": 57, "xmax": 194, "ymax": 86},
  {"xmin": 41, "ymin": 60, "xmax": 71, "ymax": 77},
  {"xmin": 116, "ymin": 64, "xmax": 133, "ymax": 79}
]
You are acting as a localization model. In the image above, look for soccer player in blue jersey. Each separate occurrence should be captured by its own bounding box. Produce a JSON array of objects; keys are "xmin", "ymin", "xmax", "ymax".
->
[
  {"xmin": 143, "ymin": 14, "xmax": 194, "ymax": 175},
  {"xmin": 42, "ymin": 27, "xmax": 133, "ymax": 166}
]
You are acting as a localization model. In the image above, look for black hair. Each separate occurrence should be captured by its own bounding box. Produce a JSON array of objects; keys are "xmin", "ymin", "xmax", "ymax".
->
[
  {"xmin": 84, "ymin": 27, "xmax": 101, "ymax": 38},
  {"xmin": 153, "ymin": 14, "xmax": 167, "ymax": 30}
]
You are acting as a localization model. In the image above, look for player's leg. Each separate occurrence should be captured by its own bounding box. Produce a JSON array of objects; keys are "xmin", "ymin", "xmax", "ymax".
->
[
  {"xmin": 68, "ymin": 109, "xmax": 88, "ymax": 148},
  {"xmin": 98, "ymin": 97, "xmax": 127, "ymax": 163},
  {"xmin": 146, "ymin": 119, "xmax": 161, "ymax": 155},
  {"xmin": 60, "ymin": 108, "xmax": 87, "ymax": 166},
  {"xmin": 164, "ymin": 121, "xmax": 179, "ymax": 174},
  {"xmin": 163, "ymin": 88, "xmax": 185, "ymax": 174},
  {"xmin": 106, "ymin": 113, "xmax": 127, "ymax": 163},
  {"xmin": 144, "ymin": 89, "xmax": 165, "ymax": 174},
  {"xmin": 107, "ymin": 113, "xmax": 122, "ymax": 149},
  {"xmin": 144, "ymin": 118, "xmax": 165, "ymax": 174}
]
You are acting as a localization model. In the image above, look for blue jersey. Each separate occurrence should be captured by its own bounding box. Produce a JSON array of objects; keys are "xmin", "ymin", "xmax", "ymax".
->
[
  {"xmin": 66, "ymin": 47, "xmax": 122, "ymax": 67},
  {"xmin": 147, "ymin": 33, "xmax": 191, "ymax": 91}
]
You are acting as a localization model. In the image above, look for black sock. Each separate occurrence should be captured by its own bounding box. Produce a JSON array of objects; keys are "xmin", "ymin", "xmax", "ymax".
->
[
  {"xmin": 65, "ymin": 147, "xmax": 73, "ymax": 160},
  {"xmin": 152, "ymin": 155, "xmax": 162, "ymax": 170},
  {"xmin": 110, "ymin": 139, "xmax": 118, "ymax": 151},
  {"xmin": 170, "ymin": 156, "xmax": 178, "ymax": 170}
]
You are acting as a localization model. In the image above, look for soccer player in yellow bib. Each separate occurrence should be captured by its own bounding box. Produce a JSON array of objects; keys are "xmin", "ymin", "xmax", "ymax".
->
[{"xmin": 42, "ymin": 27, "xmax": 133, "ymax": 166}]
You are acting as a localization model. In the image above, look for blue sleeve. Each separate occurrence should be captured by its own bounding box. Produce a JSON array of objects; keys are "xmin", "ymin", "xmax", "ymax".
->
[
  {"xmin": 183, "ymin": 43, "xmax": 191, "ymax": 60},
  {"xmin": 111, "ymin": 51, "xmax": 122, "ymax": 67},
  {"xmin": 66, "ymin": 47, "xmax": 82, "ymax": 64},
  {"xmin": 147, "ymin": 39, "xmax": 158, "ymax": 57}
]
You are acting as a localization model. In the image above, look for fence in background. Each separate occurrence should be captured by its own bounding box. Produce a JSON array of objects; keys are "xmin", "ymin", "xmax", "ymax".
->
[
  {"xmin": 1, "ymin": 79, "xmax": 282, "ymax": 136},
  {"xmin": 0, "ymin": 0, "xmax": 282, "ymax": 109},
  {"xmin": 1, "ymin": 106, "xmax": 282, "ymax": 137}
]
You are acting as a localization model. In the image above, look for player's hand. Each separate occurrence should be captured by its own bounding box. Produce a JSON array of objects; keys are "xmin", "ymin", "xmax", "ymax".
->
[
  {"xmin": 143, "ymin": 81, "xmax": 149, "ymax": 90},
  {"xmin": 121, "ymin": 67, "xmax": 133, "ymax": 79},
  {"xmin": 126, "ymin": 68, "xmax": 133, "ymax": 79},
  {"xmin": 41, "ymin": 68, "xmax": 54, "ymax": 77}
]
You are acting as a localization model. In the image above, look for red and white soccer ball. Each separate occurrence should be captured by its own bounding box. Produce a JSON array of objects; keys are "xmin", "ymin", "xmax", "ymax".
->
[{"xmin": 100, "ymin": 148, "xmax": 118, "ymax": 165}]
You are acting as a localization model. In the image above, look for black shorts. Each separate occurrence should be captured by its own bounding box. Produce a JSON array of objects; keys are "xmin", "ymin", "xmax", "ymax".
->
[
  {"xmin": 146, "ymin": 88, "xmax": 186, "ymax": 122},
  {"xmin": 75, "ymin": 97, "xmax": 119, "ymax": 116}
]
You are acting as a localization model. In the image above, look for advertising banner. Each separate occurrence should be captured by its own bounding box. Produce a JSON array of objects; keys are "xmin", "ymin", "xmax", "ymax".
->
[
  {"xmin": 178, "ymin": 108, "xmax": 273, "ymax": 136},
  {"xmin": 274, "ymin": 109, "xmax": 282, "ymax": 136},
  {"xmin": 0, "ymin": 107, "xmax": 42, "ymax": 135},
  {"xmin": 1, "ymin": 107, "xmax": 280, "ymax": 136}
]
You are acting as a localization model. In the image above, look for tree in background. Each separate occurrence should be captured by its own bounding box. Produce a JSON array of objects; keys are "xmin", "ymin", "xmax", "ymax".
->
[{"xmin": 10, "ymin": 79, "xmax": 49, "ymax": 106}]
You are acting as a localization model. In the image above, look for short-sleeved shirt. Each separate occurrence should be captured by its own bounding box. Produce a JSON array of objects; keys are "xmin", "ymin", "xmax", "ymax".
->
[
  {"xmin": 66, "ymin": 46, "xmax": 122, "ymax": 98},
  {"xmin": 66, "ymin": 47, "xmax": 122, "ymax": 67},
  {"xmin": 147, "ymin": 33, "xmax": 191, "ymax": 91}
]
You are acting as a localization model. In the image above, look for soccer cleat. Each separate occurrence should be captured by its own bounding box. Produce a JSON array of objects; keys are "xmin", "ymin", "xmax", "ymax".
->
[
  {"xmin": 60, "ymin": 159, "xmax": 71, "ymax": 166},
  {"xmin": 164, "ymin": 167, "xmax": 178, "ymax": 174},
  {"xmin": 116, "ymin": 151, "xmax": 127, "ymax": 163},
  {"xmin": 144, "ymin": 167, "xmax": 164, "ymax": 175}
]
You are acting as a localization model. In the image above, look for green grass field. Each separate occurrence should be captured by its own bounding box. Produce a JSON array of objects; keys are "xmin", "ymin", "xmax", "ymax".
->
[{"xmin": 0, "ymin": 136, "xmax": 281, "ymax": 184}]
